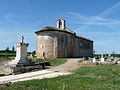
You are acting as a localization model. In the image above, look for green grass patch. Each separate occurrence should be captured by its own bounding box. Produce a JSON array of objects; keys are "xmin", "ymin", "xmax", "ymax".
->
[
  {"xmin": 1, "ymin": 65, "xmax": 120, "ymax": 90},
  {"xmin": 0, "ymin": 52, "xmax": 15, "ymax": 63},
  {"xmin": 0, "ymin": 57, "xmax": 14, "ymax": 63},
  {"xmin": 47, "ymin": 58, "xmax": 67, "ymax": 66},
  {"xmin": 32, "ymin": 58, "xmax": 67, "ymax": 66},
  {"xmin": 0, "ymin": 52, "xmax": 16, "ymax": 57}
]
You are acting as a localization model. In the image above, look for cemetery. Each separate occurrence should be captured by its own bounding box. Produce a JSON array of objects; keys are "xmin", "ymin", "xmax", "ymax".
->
[{"xmin": 82, "ymin": 55, "xmax": 120, "ymax": 65}]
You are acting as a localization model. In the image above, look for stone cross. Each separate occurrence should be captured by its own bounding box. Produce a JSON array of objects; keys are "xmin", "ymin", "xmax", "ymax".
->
[{"xmin": 22, "ymin": 36, "xmax": 24, "ymax": 43}]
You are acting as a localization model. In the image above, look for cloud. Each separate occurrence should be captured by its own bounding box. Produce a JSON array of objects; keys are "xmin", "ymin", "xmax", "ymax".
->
[
  {"xmin": 63, "ymin": 11, "xmax": 120, "ymax": 36},
  {"xmin": 94, "ymin": 39, "xmax": 120, "ymax": 54},
  {"xmin": 63, "ymin": 1, "xmax": 120, "ymax": 31},
  {"xmin": 79, "ymin": 31, "xmax": 120, "ymax": 36},
  {"xmin": 98, "ymin": 1, "xmax": 120, "ymax": 17},
  {"xmin": 23, "ymin": 0, "xmax": 34, "ymax": 17},
  {"xmin": 65, "ymin": 12, "xmax": 120, "ymax": 25},
  {"xmin": 2, "ymin": 14, "xmax": 22, "ymax": 26}
]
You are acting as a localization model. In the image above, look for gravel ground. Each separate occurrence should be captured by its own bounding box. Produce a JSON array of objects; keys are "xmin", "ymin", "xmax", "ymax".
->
[
  {"xmin": 0, "ymin": 61, "xmax": 11, "ymax": 75},
  {"xmin": 49, "ymin": 58, "xmax": 83, "ymax": 72}
]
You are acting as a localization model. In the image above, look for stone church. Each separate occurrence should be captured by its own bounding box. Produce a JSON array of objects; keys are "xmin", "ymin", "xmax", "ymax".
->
[{"xmin": 35, "ymin": 18, "xmax": 93, "ymax": 59}]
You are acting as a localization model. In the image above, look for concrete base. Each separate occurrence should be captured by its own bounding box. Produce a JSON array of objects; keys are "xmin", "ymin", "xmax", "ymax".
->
[{"xmin": 7, "ymin": 59, "xmax": 32, "ymax": 67}]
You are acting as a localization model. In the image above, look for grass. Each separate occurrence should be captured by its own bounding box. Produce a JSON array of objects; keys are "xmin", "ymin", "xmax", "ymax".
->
[
  {"xmin": 0, "ymin": 57, "xmax": 14, "ymax": 63},
  {"xmin": 31, "ymin": 58, "xmax": 67, "ymax": 66},
  {"xmin": 0, "ymin": 52, "xmax": 15, "ymax": 63},
  {"xmin": 48, "ymin": 58, "xmax": 67, "ymax": 66},
  {"xmin": 0, "ymin": 65, "xmax": 120, "ymax": 90}
]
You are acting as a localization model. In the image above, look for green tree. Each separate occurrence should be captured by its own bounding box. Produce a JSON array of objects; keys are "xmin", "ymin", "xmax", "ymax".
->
[
  {"xmin": 12, "ymin": 46, "xmax": 15, "ymax": 52},
  {"xmin": 5, "ymin": 47, "xmax": 9, "ymax": 51},
  {"xmin": 32, "ymin": 51, "xmax": 36, "ymax": 57}
]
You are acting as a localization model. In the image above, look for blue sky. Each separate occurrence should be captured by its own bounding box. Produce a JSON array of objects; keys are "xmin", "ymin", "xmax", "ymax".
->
[{"xmin": 0, "ymin": 0, "xmax": 120, "ymax": 54}]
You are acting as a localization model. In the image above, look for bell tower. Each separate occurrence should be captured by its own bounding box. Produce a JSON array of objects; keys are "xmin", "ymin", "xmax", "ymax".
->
[{"xmin": 56, "ymin": 18, "xmax": 66, "ymax": 29}]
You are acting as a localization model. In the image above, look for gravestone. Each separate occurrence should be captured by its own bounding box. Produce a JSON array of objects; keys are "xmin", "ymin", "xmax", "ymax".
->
[
  {"xmin": 92, "ymin": 58, "xmax": 96, "ymax": 63},
  {"xmin": 100, "ymin": 54, "xmax": 105, "ymax": 62},
  {"xmin": 108, "ymin": 54, "xmax": 111, "ymax": 57},
  {"xmin": 8, "ymin": 36, "xmax": 30, "ymax": 67}
]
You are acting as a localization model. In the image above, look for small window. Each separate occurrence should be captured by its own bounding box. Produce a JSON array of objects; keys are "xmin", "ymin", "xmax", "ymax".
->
[{"xmin": 59, "ymin": 20, "xmax": 62, "ymax": 28}]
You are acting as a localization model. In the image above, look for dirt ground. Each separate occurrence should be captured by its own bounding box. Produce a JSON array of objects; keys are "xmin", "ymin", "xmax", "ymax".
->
[
  {"xmin": 49, "ymin": 58, "xmax": 84, "ymax": 72},
  {"xmin": 0, "ymin": 59, "xmax": 95, "ymax": 75},
  {"xmin": 0, "ymin": 61, "xmax": 10, "ymax": 75},
  {"xmin": 0, "ymin": 59, "xmax": 81, "ymax": 75}
]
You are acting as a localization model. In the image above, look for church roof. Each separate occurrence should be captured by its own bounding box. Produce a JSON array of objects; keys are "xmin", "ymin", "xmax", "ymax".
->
[
  {"xmin": 35, "ymin": 26, "xmax": 76, "ymax": 35},
  {"xmin": 77, "ymin": 36, "xmax": 93, "ymax": 42},
  {"xmin": 35, "ymin": 26, "xmax": 93, "ymax": 42}
]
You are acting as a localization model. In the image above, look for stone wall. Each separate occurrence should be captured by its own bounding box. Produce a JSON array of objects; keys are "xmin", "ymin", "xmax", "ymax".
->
[
  {"xmin": 57, "ymin": 32, "xmax": 74, "ymax": 57},
  {"xmin": 36, "ymin": 30, "xmax": 93, "ymax": 59},
  {"xmin": 36, "ymin": 31, "xmax": 55, "ymax": 59},
  {"xmin": 73, "ymin": 37, "xmax": 93, "ymax": 57}
]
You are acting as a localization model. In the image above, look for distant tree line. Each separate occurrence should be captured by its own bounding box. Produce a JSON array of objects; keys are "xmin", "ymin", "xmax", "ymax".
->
[
  {"xmin": 94, "ymin": 54, "xmax": 120, "ymax": 57},
  {"xmin": 0, "ymin": 46, "xmax": 36, "ymax": 58},
  {"xmin": 0, "ymin": 46, "xmax": 16, "ymax": 57},
  {"xmin": 0, "ymin": 46, "xmax": 16, "ymax": 53}
]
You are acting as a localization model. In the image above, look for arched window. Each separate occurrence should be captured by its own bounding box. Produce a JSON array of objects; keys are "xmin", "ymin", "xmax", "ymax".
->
[
  {"xmin": 57, "ymin": 18, "xmax": 65, "ymax": 29},
  {"xmin": 59, "ymin": 20, "xmax": 62, "ymax": 28}
]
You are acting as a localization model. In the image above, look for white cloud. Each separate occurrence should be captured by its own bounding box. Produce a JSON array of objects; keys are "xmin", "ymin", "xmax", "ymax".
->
[
  {"xmin": 65, "ymin": 12, "xmax": 120, "ymax": 25},
  {"xmin": 63, "ymin": 1, "xmax": 120, "ymax": 31}
]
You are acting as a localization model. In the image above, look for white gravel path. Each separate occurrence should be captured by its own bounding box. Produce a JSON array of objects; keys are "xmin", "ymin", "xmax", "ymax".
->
[{"xmin": 0, "ymin": 70, "xmax": 70, "ymax": 84}]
